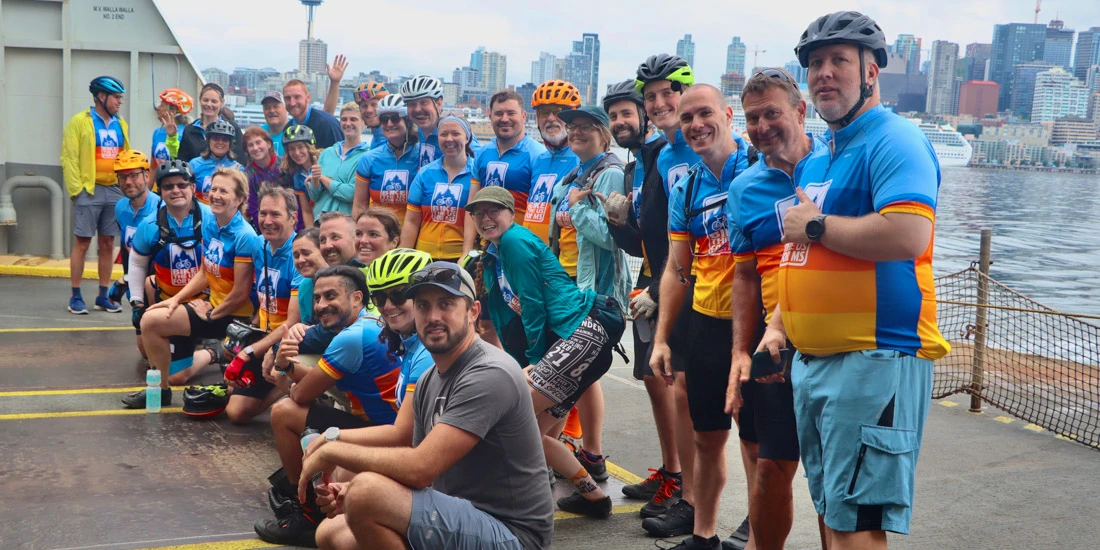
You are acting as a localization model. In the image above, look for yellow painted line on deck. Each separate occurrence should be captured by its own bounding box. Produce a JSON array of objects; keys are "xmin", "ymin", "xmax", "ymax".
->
[
  {"xmin": 938, "ymin": 401, "xmax": 959, "ymax": 408},
  {"xmin": 136, "ymin": 541, "xmax": 279, "ymax": 550},
  {"xmin": 0, "ymin": 386, "xmax": 189, "ymax": 397},
  {"xmin": 994, "ymin": 416, "xmax": 1015, "ymax": 424},
  {"xmin": 0, "ymin": 326, "xmax": 131, "ymax": 333},
  {"xmin": 0, "ymin": 264, "xmax": 123, "ymax": 279},
  {"xmin": 1023, "ymin": 423, "xmax": 1044, "ymax": 433},
  {"xmin": 554, "ymin": 502, "xmax": 644, "ymax": 520},
  {"xmin": 0, "ymin": 407, "xmax": 183, "ymax": 420},
  {"xmin": 606, "ymin": 461, "xmax": 645, "ymax": 485}
]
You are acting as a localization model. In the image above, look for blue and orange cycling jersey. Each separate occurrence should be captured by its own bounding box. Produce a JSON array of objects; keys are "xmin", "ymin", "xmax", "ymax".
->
[
  {"xmin": 200, "ymin": 210, "xmax": 258, "ymax": 318},
  {"xmin": 727, "ymin": 135, "xmax": 828, "ymax": 323},
  {"xmin": 131, "ymin": 203, "xmax": 210, "ymax": 299},
  {"xmin": 406, "ymin": 157, "xmax": 475, "ymax": 260},
  {"xmin": 115, "ymin": 194, "xmax": 163, "ymax": 254},
  {"xmin": 369, "ymin": 126, "xmax": 387, "ymax": 150},
  {"xmin": 471, "ymin": 136, "xmax": 547, "ymax": 219},
  {"xmin": 190, "ymin": 155, "xmax": 242, "ymax": 204},
  {"xmin": 251, "ymin": 233, "xmax": 302, "ymax": 330},
  {"xmin": 91, "ymin": 108, "xmax": 125, "ymax": 184},
  {"xmin": 151, "ymin": 127, "xmax": 171, "ymax": 171},
  {"xmin": 656, "ymin": 130, "xmax": 698, "ymax": 197},
  {"xmin": 395, "ymin": 333, "xmax": 434, "ymax": 409},
  {"xmin": 417, "ymin": 126, "xmax": 482, "ymax": 169},
  {"xmin": 355, "ymin": 141, "xmax": 421, "ymax": 223},
  {"xmin": 779, "ymin": 105, "xmax": 949, "ymax": 360},
  {"xmin": 524, "ymin": 147, "xmax": 579, "ymax": 245},
  {"xmin": 667, "ymin": 135, "xmax": 750, "ymax": 318},
  {"xmin": 317, "ymin": 314, "xmax": 402, "ymax": 424}
]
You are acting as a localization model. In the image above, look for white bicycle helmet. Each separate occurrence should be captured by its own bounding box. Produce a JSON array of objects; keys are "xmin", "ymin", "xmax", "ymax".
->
[
  {"xmin": 377, "ymin": 94, "xmax": 408, "ymax": 118},
  {"xmin": 400, "ymin": 75, "xmax": 444, "ymax": 101}
]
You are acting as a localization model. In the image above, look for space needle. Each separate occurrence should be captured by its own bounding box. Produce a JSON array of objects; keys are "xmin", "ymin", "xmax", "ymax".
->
[{"xmin": 297, "ymin": 0, "xmax": 327, "ymax": 75}]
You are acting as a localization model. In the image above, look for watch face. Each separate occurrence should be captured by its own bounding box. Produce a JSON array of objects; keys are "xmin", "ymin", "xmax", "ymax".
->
[{"xmin": 324, "ymin": 426, "xmax": 339, "ymax": 441}]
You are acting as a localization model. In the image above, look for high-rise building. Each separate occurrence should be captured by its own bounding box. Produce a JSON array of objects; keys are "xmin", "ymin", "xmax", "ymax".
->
[
  {"xmin": 480, "ymin": 50, "xmax": 507, "ymax": 93},
  {"xmin": 1089, "ymin": 91, "xmax": 1100, "ymax": 123},
  {"xmin": 571, "ymin": 33, "xmax": 600, "ymax": 105},
  {"xmin": 516, "ymin": 83, "xmax": 537, "ymax": 115},
  {"xmin": 958, "ymin": 81, "xmax": 1000, "ymax": 118},
  {"xmin": 298, "ymin": 39, "xmax": 327, "ymax": 75},
  {"xmin": 470, "ymin": 47, "xmax": 486, "ymax": 73},
  {"xmin": 201, "ymin": 67, "xmax": 229, "ymax": 89},
  {"xmin": 926, "ymin": 41, "xmax": 959, "ymax": 115},
  {"xmin": 964, "ymin": 43, "xmax": 993, "ymax": 81},
  {"xmin": 726, "ymin": 37, "xmax": 746, "ymax": 75},
  {"xmin": 531, "ymin": 52, "xmax": 557, "ymax": 85},
  {"xmin": 1043, "ymin": 20, "xmax": 1076, "ymax": 70},
  {"xmin": 563, "ymin": 52, "xmax": 592, "ymax": 105},
  {"xmin": 893, "ymin": 34, "xmax": 922, "ymax": 76},
  {"xmin": 453, "ymin": 66, "xmax": 480, "ymax": 92},
  {"xmin": 1074, "ymin": 28, "xmax": 1100, "ymax": 81},
  {"xmin": 720, "ymin": 73, "xmax": 746, "ymax": 99},
  {"xmin": 1050, "ymin": 117, "xmax": 1099, "ymax": 145},
  {"xmin": 676, "ymin": 34, "xmax": 696, "ymax": 68},
  {"xmin": 990, "ymin": 23, "xmax": 1047, "ymax": 110},
  {"xmin": 783, "ymin": 60, "xmax": 808, "ymax": 84},
  {"xmin": 1012, "ymin": 62, "xmax": 1058, "ymax": 117},
  {"xmin": 1032, "ymin": 67, "xmax": 1092, "ymax": 122}
]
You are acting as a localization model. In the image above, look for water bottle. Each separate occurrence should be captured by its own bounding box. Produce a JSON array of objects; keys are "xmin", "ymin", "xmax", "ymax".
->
[
  {"xmin": 146, "ymin": 369, "xmax": 162, "ymax": 413},
  {"xmin": 300, "ymin": 429, "xmax": 329, "ymax": 489}
]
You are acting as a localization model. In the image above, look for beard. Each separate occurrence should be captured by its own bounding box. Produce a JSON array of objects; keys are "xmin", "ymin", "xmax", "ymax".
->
[
  {"xmin": 612, "ymin": 122, "xmax": 644, "ymax": 150},
  {"xmin": 420, "ymin": 315, "xmax": 471, "ymax": 355},
  {"xmin": 540, "ymin": 125, "xmax": 568, "ymax": 149}
]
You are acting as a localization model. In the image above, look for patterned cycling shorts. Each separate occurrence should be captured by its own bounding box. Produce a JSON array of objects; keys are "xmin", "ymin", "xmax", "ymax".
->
[{"xmin": 528, "ymin": 316, "xmax": 612, "ymax": 419}]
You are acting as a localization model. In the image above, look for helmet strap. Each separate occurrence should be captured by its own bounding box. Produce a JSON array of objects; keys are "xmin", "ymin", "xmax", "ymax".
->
[{"xmin": 819, "ymin": 45, "xmax": 871, "ymax": 129}]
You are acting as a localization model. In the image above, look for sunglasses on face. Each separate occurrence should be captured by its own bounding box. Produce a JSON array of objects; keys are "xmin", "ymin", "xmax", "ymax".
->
[
  {"xmin": 160, "ymin": 182, "xmax": 192, "ymax": 191},
  {"xmin": 536, "ymin": 105, "xmax": 568, "ymax": 119},
  {"xmin": 371, "ymin": 285, "xmax": 410, "ymax": 309},
  {"xmin": 379, "ymin": 114, "xmax": 403, "ymax": 125}
]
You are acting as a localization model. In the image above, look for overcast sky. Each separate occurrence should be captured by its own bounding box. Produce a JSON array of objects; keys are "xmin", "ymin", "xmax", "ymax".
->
[{"xmin": 159, "ymin": 0, "xmax": 1100, "ymax": 89}]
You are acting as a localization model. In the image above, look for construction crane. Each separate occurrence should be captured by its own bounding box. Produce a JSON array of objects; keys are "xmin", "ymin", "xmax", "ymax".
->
[
  {"xmin": 750, "ymin": 46, "xmax": 767, "ymax": 73},
  {"xmin": 1034, "ymin": 0, "xmax": 1041, "ymax": 24}
]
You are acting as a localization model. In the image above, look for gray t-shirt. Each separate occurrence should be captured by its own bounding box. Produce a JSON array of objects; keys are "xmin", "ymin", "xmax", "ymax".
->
[{"xmin": 412, "ymin": 338, "xmax": 553, "ymax": 550}]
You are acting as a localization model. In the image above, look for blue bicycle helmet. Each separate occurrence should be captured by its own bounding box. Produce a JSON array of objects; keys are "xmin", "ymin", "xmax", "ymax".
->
[{"xmin": 90, "ymin": 76, "xmax": 126, "ymax": 95}]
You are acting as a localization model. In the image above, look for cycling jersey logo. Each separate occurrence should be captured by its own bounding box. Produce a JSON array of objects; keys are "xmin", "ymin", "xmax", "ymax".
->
[
  {"xmin": 170, "ymin": 247, "xmax": 199, "ymax": 287},
  {"xmin": 97, "ymin": 129, "xmax": 120, "ymax": 159},
  {"xmin": 800, "ymin": 180, "xmax": 831, "ymax": 209},
  {"xmin": 774, "ymin": 194, "xmax": 798, "ymax": 239},
  {"xmin": 525, "ymin": 174, "xmax": 556, "ymax": 223},
  {"xmin": 778, "ymin": 180, "xmax": 830, "ymax": 268},
  {"xmin": 203, "ymin": 238, "xmax": 225, "ymax": 272},
  {"xmin": 197, "ymin": 175, "xmax": 213, "ymax": 199},
  {"xmin": 483, "ymin": 162, "xmax": 508, "ymax": 187},
  {"xmin": 429, "ymin": 183, "xmax": 463, "ymax": 224},
  {"xmin": 496, "ymin": 264, "xmax": 522, "ymax": 316},
  {"xmin": 700, "ymin": 194, "xmax": 729, "ymax": 255},
  {"xmin": 780, "ymin": 243, "xmax": 811, "ymax": 267},
  {"xmin": 124, "ymin": 226, "xmax": 137, "ymax": 249},
  {"xmin": 419, "ymin": 144, "xmax": 437, "ymax": 168},
  {"xmin": 667, "ymin": 163, "xmax": 689, "ymax": 190},
  {"xmin": 555, "ymin": 193, "xmax": 574, "ymax": 230},
  {"xmin": 258, "ymin": 267, "xmax": 282, "ymax": 314},
  {"xmin": 381, "ymin": 170, "xmax": 409, "ymax": 204},
  {"xmin": 152, "ymin": 142, "xmax": 170, "ymax": 161}
]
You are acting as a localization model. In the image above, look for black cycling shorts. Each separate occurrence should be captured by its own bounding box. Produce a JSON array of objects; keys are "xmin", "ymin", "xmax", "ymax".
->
[
  {"xmin": 231, "ymin": 357, "xmax": 277, "ymax": 400},
  {"xmin": 305, "ymin": 401, "xmax": 372, "ymax": 431},
  {"xmin": 184, "ymin": 304, "xmax": 240, "ymax": 340},
  {"xmin": 738, "ymin": 376, "xmax": 801, "ymax": 461},
  {"xmin": 529, "ymin": 316, "xmax": 612, "ymax": 419},
  {"xmin": 681, "ymin": 308, "xmax": 734, "ymax": 432},
  {"xmin": 667, "ymin": 284, "xmax": 695, "ymax": 373}
]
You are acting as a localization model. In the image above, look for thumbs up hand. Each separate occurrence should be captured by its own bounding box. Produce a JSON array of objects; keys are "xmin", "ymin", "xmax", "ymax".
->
[{"xmin": 781, "ymin": 187, "xmax": 823, "ymax": 244}]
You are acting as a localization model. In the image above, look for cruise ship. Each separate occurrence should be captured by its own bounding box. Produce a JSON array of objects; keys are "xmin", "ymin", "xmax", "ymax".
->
[{"xmin": 732, "ymin": 113, "xmax": 973, "ymax": 166}]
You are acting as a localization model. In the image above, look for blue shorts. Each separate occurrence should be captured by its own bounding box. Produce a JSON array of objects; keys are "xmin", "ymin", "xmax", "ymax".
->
[
  {"xmin": 791, "ymin": 349, "xmax": 932, "ymax": 535},
  {"xmin": 406, "ymin": 488, "xmax": 524, "ymax": 550}
]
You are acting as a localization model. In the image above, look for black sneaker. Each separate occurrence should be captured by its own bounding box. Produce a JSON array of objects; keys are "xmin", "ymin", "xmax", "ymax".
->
[
  {"xmin": 254, "ymin": 505, "xmax": 318, "ymax": 548},
  {"xmin": 664, "ymin": 535, "xmax": 723, "ymax": 549},
  {"xmin": 643, "ymin": 499, "xmax": 695, "ymax": 537},
  {"xmin": 640, "ymin": 471, "xmax": 682, "ymax": 518},
  {"xmin": 556, "ymin": 491, "xmax": 612, "ymax": 519},
  {"xmin": 623, "ymin": 466, "xmax": 670, "ymax": 500},
  {"xmin": 267, "ymin": 486, "xmax": 296, "ymax": 521},
  {"xmin": 575, "ymin": 449, "xmax": 609, "ymax": 482},
  {"xmin": 121, "ymin": 387, "xmax": 172, "ymax": 409},
  {"xmin": 721, "ymin": 516, "xmax": 750, "ymax": 550}
]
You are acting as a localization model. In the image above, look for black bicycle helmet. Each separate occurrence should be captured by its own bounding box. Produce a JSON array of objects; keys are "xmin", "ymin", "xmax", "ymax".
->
[
  {"xmin": 182, "ymin": 383, "xmax": 229, "ymax": 419},
  {"xmin": 283, "ymin": 124, "xmax": 316, "ymax": 146},
  {"xmin": 634, "ymin": 54, "xmax": 695, "ymax": 93},
  {"xmin": 603, "ymin": 80, "xmax": 645, "ymax": 111},
  {"xmin": 206, "ymin": 119, "xmax": 236, "ymax": 139},
  {"xmin": 795, "ymin": 11, "xmax": 888, "ymax": 69},
  {"xmin": 89, "ymin": 76, "xmax": 126, "ymax": 95},
  {"xmin": 155, "ymin": 159, "xmax": 195, "ymax": 183}
]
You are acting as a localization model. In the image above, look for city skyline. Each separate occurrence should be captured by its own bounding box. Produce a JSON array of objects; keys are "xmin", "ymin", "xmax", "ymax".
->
[{"xmin": 159, "ymin": 0, "xmax": 1100, "ymax": 92}]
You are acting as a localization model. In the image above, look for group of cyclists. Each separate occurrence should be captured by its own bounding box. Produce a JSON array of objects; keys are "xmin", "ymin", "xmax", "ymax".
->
[{"xmin": 64, "ymin": 9, "xmax": 949, "ymax": 550}]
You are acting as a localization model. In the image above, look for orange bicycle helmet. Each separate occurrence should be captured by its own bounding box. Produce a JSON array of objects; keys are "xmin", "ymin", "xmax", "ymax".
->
[
  {"xmin": 114, "ymin": 150, "xmax": 151, "ymax": 172},
  {"xmin": 159, "ymin": 88, "xmax": 194, "ymax": 114},
  {"xmin": 532, "ymin": 80, "xmax": 582, "ymax": 108},
  {"xmin": 355, "ymin": 81, "xmax": 389, "ymax": 102}
]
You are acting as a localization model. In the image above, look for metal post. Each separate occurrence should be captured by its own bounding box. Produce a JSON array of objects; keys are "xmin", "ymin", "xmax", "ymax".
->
[{"xmin": 970, "ymin": 229, "xmax": 992, "ymax": 412}]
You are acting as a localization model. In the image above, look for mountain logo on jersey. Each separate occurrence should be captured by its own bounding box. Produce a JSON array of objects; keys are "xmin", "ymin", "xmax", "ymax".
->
[
  {"xmin": 381, "ymin": 170, "xmax": 409, "ymax": 204},
  {"xmin": 170, "ymin": 247, "xmax": 200, "ymax": 287},
  {"xmin": 197, "ymin": 175, "xmax": 213, "ymax": 200},
  {"xmin": 554, "ymin": 193, "xmax": 574, "ymax": 230},
  {"xmin": 430, "ymin": 183, "xmax": 463, "ymax": 224},
  {"xmin": 124, "ymin": 226, "xmax": 138, "ymax": 249},
  {"xmin": 525, "ymin": 174, "xmax": 556, "ymax": 223},
  {"xmin": 667, "ymin": 163, "xmax": 689, "ymax": 191},
  {"xmin": 152, "ymin": 142, "xmax": 171, "ymax": 161},
  {"xmin": 203, "ymin": 238, "xmax": 225, "ymax": 274},
  {"xmin": 700, "ymin": 194, "xmax": 730, "ymax": 255},
  {"xmin": 419, "ymin": 144, "xmax": 437, "ymax": 168},
  {"xmin": 97, "ymin": 129, "xmax": 120, "ymax": 159},
  {"xmin": 258, "ymin": 266, "xmax": 282, "ymax": 314},
  {"xmin": 483, "ymin": 162, "xmax": 508, "ymax": 187},
  {"xmin": 778, "ymin": 180, "xmax": 831, "ymax": 267}
]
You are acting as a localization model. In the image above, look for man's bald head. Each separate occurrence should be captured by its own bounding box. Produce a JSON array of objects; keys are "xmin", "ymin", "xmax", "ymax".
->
[
  {"xmin": 678, "ymin": 83, "xmax": 735, "ymax": 159},
  {"xmin": 681, "ymin": 83, "xmax": 727, "ymax": 108}
]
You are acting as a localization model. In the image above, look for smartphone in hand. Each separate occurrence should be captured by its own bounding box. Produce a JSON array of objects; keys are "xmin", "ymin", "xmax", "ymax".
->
[{"xmin": 750, "ymin": 348, "xmax": 793, "ymax": 379}]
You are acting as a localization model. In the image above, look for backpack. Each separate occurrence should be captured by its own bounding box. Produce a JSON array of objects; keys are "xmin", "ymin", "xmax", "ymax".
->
[
  {"xmin": 151, "ymin": 199, "xmax": 204, "ymax": 257},
  {"xmin": 682, "ymin": 144, "xmax": 758, "ymax": 220}
]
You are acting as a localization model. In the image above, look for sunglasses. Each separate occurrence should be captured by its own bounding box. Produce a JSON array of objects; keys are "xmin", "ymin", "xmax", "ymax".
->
[
  {"xmin": 410, "ymin": 265, "xmax": 474, "ymax": 297},
  {"xmin": 750, "ymin": 68, "xmax": 797, "ymax": 85},
  {"xmin": 536, "ymin": 105, "xmax": 568, "ymax": 119},
  {"xmin": 379, "ymin": 114, "xmax": 403, "ymax": 125},
  {"xmin": 371, "ymin": 285, "xmax": 410, "ymax": 309},
  {"xmin": 160, "ymin": 182, "xmax": 192, "ymax": 191}
]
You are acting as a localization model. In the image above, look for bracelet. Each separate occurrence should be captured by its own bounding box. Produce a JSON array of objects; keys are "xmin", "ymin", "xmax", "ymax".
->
[{"xmin": 205, "ymin": 310, "xmax": 212, "ymax": 322}]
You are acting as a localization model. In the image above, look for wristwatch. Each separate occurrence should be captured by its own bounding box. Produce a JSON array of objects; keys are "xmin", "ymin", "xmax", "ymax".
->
[
  {"xmin": 205, "ymin": 310, "xmax": 213, "ymax": 322},
  {"xmin": 805, "ymin": 215, "xmax": 828, "ymax": 243},
  {"xmin": 324, "ymin": 426, "xmax": 340, "ymax": 443},
  {"xmin": 243, "ymin": 346, "xmax": 256, "ymax": 360}
]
